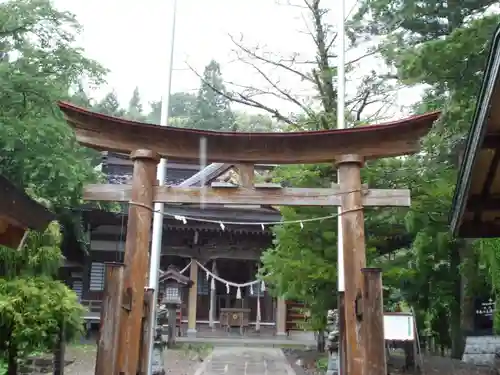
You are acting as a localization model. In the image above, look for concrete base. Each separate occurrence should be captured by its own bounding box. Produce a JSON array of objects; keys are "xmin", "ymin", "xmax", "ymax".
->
[
  {"xmin": 288, "ymin": 331, "xmax": 315, "ymax": 341},
  {"xmin": 186, "ymin": 328, "xmax": 197, "ymax": 337},
  {"xmin": 276, "ymin": 332, "xmax": 287, "ymax": 337}
]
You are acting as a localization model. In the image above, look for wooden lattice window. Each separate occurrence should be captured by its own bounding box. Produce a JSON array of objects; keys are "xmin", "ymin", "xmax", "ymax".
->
[
  {"xmin": 89, "ymin": 262, "xmax": 105, "ymax": 291},
  {"xmin": 72, "ymin": 280, "xmax": 83, "ymax": 301}
]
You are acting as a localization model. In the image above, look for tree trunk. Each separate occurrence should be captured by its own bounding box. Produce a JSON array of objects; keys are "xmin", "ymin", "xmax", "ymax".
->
[
  {"xmin": 450, "ymin": 245, "xmax": 465, "ymax": 359},
  {"xmin": 7, "ymin": 341, "xmax": 18, "ymax": 375},
  {"xmin": 53, "ymin": 320, "xmax": 66, "ymax": 375},
  {"xmin": 317, "ymin": 330, "xmax": 325, "ymax": 353},
  {"xmin": 460, "ymin": 241, "xmax": 476, "ymax": 338}
]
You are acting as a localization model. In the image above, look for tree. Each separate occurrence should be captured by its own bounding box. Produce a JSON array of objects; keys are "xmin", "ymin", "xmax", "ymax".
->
[
  {"xmin": 147, "ymin": 92, "xmax": 197, "ymax": 124},
  {"xmin": 191, "ymin": 60, "xmax": 235, "ymax": 131},
  {"xmin": 0, "ymin": 0, "xmax": 107, "ymax": 369},
  {"xmin": 256, "ymin": 0, "xmax": 500, "ymax": 359},
  {"xmin": 0, "ymin": 223, "xmax": 84, "ymax": 375},
  {"xmin": 233, "ymin": 111, "xmax": 280, "ymax": 132},
  {"xmin": 250, "ymin": 0, "xmax": 399, "ymax": 330},
  {"xmin": 127, "ymin": 87, "xmax": 144, "ymax": 120},
  {"xmin": 0, "ymin": 0, "xmax": 106, "ymax": 208},
  {"xmin": 260, "ymin": 165, "xmax": 340, "ymax": 327},
  {"xmin": 191, "ymin": 0, "xmax": 398, "ymax": 129},
  {"xmin": 70, "ymin": 83, "xmax": 92, "ymax": 108},
  {"xmin": 354, "ymin": 0, "xmax": 500, "ymax": 357},
  {"xmin": 94, "ymin": 90, "xmax": 125, "ymax": 117}
]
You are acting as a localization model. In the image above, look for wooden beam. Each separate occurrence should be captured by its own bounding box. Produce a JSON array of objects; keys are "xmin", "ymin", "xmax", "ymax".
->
[
  {"xmin": 457, "ymin": 221, "xmax": 500, "ymax": 238},
  {"xmin": 482, "ymin": 134, "xmax": 500, "ymax": 149},
  {"xmin": 83, "ymin": 184, "xmax": 411, "ymax": 207},
  {"xmin": 467, "ymin": 195, "xmax": 500, "ymax": 210},
  {"xmin": 473, "ymin": 149, "xmax": 500, "ymax": 222}
]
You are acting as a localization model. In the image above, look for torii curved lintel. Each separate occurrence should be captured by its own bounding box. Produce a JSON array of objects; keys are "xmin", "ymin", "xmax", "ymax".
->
[{"xmin": 58, "ymin": 101, "xmax": 439, "ymax": 163}]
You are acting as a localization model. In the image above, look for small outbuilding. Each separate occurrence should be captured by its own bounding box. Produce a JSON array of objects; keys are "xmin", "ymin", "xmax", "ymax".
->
[
  {"xmin": 0, "ymin": 174, "xmax": 54, "ymax": 248},
  {"xmin": 450, "ymin": 25, "xmax": 500, "ymax": 238}
]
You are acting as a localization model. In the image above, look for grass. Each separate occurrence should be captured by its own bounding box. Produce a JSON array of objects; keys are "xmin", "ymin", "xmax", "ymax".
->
[
  {"xmin": 316, "ymin": 355, "xmax": 329, "ymax": 371},
  {"xmin": 69, "ymin": 342, "xmax": 97, "ymax": 352}
]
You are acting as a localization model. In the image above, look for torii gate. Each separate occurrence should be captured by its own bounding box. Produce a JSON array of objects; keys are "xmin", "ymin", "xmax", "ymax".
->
[{"xmin": 58, "ymin": 101, "xmax": 439, "ymax": 375}]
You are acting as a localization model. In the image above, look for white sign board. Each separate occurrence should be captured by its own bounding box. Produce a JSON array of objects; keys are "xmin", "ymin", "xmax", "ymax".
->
[{"xmin": 384, "ymin": 313, "xmax": 415, "ymax": 341}]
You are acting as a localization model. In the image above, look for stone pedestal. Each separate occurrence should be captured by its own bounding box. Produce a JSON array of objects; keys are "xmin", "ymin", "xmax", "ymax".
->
[
  {"xmin": 326, "ymin": 309, "xmax": 340, "ymax": 375},
  {"xmin": 326, "ymin": 351, "xmax": 339, "ymax": 375},
  {"xmin": 151, "ymin": 329, "xmax": 166, "ymax": 375},
  {"xmin": 463, "ymin": 335, "xmax": 500, "ymax": 366}
]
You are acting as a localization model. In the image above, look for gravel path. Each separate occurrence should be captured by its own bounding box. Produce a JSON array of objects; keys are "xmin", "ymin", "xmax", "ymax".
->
[
  {"xmin": 60, "ymin": 345, "xmax": 207, "ymax": 375},
  {"xmin": 282, "ymin": 348, "xmax": 500, "ymax": 375},
  {"xmin": 195, "ymin": 347, "xmax": 296, "ymax": 375}
]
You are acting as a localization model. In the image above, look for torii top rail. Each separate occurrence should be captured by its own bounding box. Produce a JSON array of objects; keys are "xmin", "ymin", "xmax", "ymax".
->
[{"xmin": 58, "ymin": 101, "xmax": 439, "ymax": 164}]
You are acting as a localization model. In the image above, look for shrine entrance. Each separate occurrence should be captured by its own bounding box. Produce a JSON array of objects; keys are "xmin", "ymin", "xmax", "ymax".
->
[{"xmin": 58, "ymin": 101, "xmax": 439, "ymax": 375}]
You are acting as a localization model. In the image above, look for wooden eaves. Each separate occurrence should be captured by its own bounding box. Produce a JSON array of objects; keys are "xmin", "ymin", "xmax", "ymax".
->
[
  {"xmin": 450, "ymin": 24, "xmax": 500, "ymax": 238},
  {"xmin": 0, "ymin": 175, "xmax": 54, "ymax": 248}
]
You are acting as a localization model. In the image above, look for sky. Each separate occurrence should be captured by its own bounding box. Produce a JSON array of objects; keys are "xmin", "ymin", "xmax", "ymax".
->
[{"xmin": 52, "ymin": 0, "xmax": 422, "ymax": 120}]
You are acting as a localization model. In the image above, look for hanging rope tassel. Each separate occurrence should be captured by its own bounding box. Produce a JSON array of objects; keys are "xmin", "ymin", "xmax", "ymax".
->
[
  {"xmin": 236, "ymin": 287, "xmax": 242, "ymax": 299},
  {"xmin": 226, "ymin": 283, "xmax": 230, "ymax": 294},
  {"xmin": 261, "ymin": 281, "xmax": 266, "ymax": 292},
  {"xmin": 211, "ymin": 277, "xmax": 215, "ymax": 290},
  {"xmin": 206, "ymin": 271, "xmax": 209, "ymax": 280},
  {"xmin": 250, "ymin": 284, "xmax": 254, "ymax": 296}
]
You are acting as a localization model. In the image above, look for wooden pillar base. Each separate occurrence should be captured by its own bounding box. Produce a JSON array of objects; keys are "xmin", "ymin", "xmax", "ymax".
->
[
  {"xmin": 338, "ymin": 292, "xmax": 347, "ymax": 375},
  {"xmin": 139, "ymin": 288, "xmax": 155, "ymax": 375},
  {"xmin": 362, "ymin": 268, "xmax": 386, "ymax": 375},
  {"xmin": 95, "ymin": 262, "xmax": 124, "ymax": 375}
]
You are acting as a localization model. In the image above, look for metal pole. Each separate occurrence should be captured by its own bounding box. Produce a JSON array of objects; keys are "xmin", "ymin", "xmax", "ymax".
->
[
  {"xmin": 336, "ymin": 0, "xmax": 346, "ymax": 295},
  {"xmin": 337, "ymin": 1, "xmax": 346, "ymax": 374},
  {"xmin": 146, "ymin": 0, "xmax": 178, "ymax": 373}
]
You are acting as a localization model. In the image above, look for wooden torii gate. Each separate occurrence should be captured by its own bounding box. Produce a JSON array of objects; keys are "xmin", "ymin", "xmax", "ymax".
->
[{"xmin": 58, "ymin": 101, "xmax": 439, "ymax": 375}]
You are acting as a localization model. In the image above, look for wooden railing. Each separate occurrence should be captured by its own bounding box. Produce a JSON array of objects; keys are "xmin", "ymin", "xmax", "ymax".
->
[
  {"xmin": 81, "ymin": 300, "xmax": 102, "ymax": 315},
  {"xmin": 285, "ymin": 300, "xmax": 308, "ymax": 332}
]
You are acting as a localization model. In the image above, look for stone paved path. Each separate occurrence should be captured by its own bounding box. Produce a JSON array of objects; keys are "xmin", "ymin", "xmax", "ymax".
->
[{"xmin": 194, "ymin": 347, "xmax": 296, "ymax": 375}]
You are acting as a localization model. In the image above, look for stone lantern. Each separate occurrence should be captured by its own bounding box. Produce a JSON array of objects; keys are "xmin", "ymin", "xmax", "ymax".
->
[{"xmin": 160, "ymin": 265, "xmax": 193, "ymax": 347}]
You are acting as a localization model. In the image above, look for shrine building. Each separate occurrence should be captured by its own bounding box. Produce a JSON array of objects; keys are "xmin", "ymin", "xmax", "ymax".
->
[{"xmin": 60, "ymin": 151, "xmax": 307, "ymax": 337}]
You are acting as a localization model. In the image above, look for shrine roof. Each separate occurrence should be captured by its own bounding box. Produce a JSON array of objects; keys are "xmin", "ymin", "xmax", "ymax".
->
[
  {"xmin": 58, "ymin": 101, "xmax": 439, "ymax": 163},
  {"xmin": 0, "ymin": 175, "xmax": 55, "ymax": 248},
  {"xmin": 451, "ymin": 24, "xmax": 500, "ymax": 238}
]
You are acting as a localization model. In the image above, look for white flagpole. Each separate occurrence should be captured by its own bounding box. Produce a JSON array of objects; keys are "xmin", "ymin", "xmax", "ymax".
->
[
  {"xmin": 337, "ymin": 0, "xmax": 346, "ymax": 296},
  {"xmin": 336, "ymin": 0, "xmax": 346, "ymax": 374},
  {"xmin": 146, "ymin": 0, "xmax": 178, "ymax": 373}
]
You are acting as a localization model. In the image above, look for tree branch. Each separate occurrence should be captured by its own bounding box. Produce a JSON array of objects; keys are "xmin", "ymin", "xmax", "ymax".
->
[
  {"xmin": 229, "ymin": 34, "xmax": 314, "ymax": 84},
  {"xmin": 186, "ymin": 62, "xmax": 299, "ymax": 127}
]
